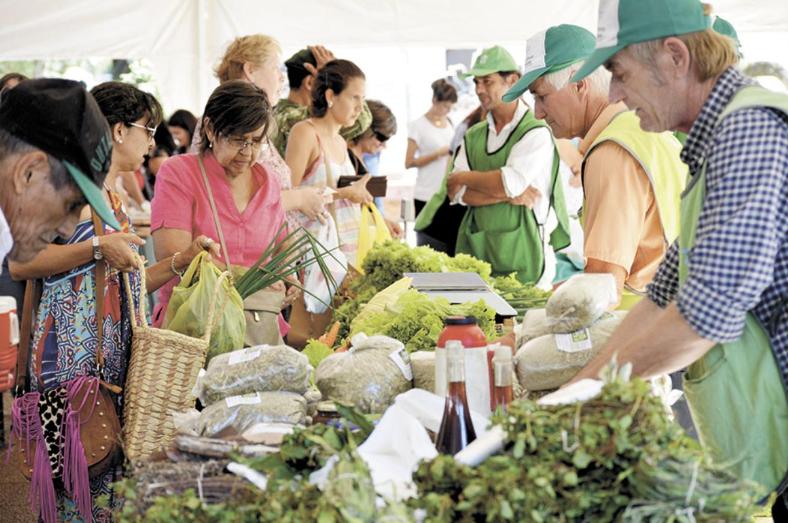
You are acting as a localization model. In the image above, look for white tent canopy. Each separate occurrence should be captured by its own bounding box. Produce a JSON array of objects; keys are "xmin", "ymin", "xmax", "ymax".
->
[
  {"xmin": 3, "ymin": 1, "xmax": 787, "ymax": 178},
  {"xmin": 3, "ymin": 0, "xmax": 787, "ymax": 112}
]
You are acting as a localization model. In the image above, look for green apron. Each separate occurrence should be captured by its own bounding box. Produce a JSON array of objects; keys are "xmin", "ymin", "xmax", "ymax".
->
[
  {"xmin": 678, "ymin": 86, "xmax": 788, "ymax": 493},
  {"xmin": 454, "ymin": 110, "xmax": 570, "ymax": 285}
]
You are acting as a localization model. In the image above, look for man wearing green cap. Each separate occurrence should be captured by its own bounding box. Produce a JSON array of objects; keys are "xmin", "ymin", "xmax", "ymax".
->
[
  {"xmin": 272, "ymin": 45, "xmax": 372, "ymax": 158},
  {"xmin": 568, "ymin": 0, "xmax": 788, "ymax": 510},
  {"xmin": 422, "ymin": 45, "xmax": 571, "ymax": 286},
  {"xmin": 503, "ymin": 24, "xmax": 686, "ymax": 308},
  {"xmin": 0, "ymin": 79, "xmax": 120, "ymax": 268}
]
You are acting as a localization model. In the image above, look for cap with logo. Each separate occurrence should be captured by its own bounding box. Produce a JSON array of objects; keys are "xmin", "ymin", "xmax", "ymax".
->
[
  {"xmin": 0, "ymin": 78, "xmax": 120, "ymax": 230},
  {"xmin": 572, "ymin": 0, "xmax": 711, "ymax": 82},
  {"xmin": 460, "ymin": 46, "xmax": 519, "ymax": 79},
  {"xmin": 503, "ymin": 24, "xmax": 597, "ymax": 103}
]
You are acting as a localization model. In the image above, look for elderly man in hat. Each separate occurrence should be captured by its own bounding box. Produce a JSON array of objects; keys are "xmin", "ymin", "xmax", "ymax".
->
[
  {"xmin": 503, "ymin": 24, "xmax": 687, "ymax": 308},
  {"xmin": 0, "ymin": 78, "xmax": 120, "ymax": 269},
  {"xmin": 420, "ymin": 46, "xmax": 571, "ymax": 286},
  {"xmin": 568, "ymin": 0, "xmax": 788, "ymax": 513}
]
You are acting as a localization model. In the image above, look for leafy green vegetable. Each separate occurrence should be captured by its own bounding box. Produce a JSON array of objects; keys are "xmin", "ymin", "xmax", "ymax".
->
[
  {"xmin": 349, "ymin": 289, "xmax": 496, "ymax": 352},
  {"xmin": 410, "ymin": 377, "xmax": 763, "ymax": 522},
  {"xmin": 492, "ymin": 272, "xmax": 552, "ymax": 321},
  {"xmin": 302, "ymin": 339, "xmax": 333, "ymax": 369}
]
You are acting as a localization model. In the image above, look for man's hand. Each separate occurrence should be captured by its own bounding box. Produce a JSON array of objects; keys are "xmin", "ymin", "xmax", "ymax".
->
[
  {"xmin": 510, "ymin": 186, "xmax": 542, "ymax": 208},
  {"xmin": 305, "ymin": 45, "xmax": 336, "ymax": 75},
  {"xmin": 385, "ymin": 218, "xmax": 403, "ymax": 239},
  {"xmin": 446, "ymin": 172, "xmax": 467, "ymax": 200},
  {"xmin": 100, "ymin": 233, "xmax": 145, "ymax": 272}
]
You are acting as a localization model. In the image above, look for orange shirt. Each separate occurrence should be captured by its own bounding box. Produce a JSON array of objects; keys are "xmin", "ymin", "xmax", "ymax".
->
[{"xmin": 580, "ymin": 103, "xmax": 667, "ymax": 293}]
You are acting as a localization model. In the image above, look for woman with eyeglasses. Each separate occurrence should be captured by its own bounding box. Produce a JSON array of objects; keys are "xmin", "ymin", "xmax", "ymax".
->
[
  {"xmin": 151, "ymin": 81, "xmax": 298, "ymax": 344},
  {"xmin": 9, "ymin": 81, "xmax": 215, "ymax": 521}
]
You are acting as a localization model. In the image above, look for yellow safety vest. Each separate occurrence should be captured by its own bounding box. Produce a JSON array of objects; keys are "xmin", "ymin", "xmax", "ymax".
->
[{"xmin": 582, "ymin": 110, "xmax": 687, "ymax": 309}]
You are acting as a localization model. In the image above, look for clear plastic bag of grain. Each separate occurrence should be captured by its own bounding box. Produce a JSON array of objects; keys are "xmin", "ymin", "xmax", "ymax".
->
[
  {"xmin": 515, "ymin": 313, "xmax": 625, "ymax": 391},
  {"xmin": 196, "ymin": 391, "xmax": 308, "ymax": 437},
  {"xmin": 545, "ymin": 273, "xmax": 618, "ymax": 333},
  {"xmin": 195, "ymin": 345, "xmax": 312, "ymax": 405},
  {"xmin": 315, "ymin": 334, "xmax": 413, "ymax": 414}
]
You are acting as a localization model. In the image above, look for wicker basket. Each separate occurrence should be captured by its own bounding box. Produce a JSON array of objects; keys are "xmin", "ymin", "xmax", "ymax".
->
[{"xmin": 121, "ymin": 258, "xmax": 229, "ymax": 462}]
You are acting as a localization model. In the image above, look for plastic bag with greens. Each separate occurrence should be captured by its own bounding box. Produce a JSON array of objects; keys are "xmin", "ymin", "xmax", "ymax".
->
[
  {"xmin": 315, "ymin": 334, "xmax": 413, "ymax": 413},
  {"xmin": 195, "ymin": 344, "xmax": 312, "ymax": 405},
  {"xmin": 163, "ymin": 252, "xmax": 245, "ymax": 361},
  {"xmin": 545, "ymin": 273, "xmax": 617, "ymax": 333},
  {"xmin": 515, "ymin": 313, "xmax": 624, "ymax": 391},
  {"xmin": 196, "ymin": 391, "xmax": 308, "ymax": 437}
]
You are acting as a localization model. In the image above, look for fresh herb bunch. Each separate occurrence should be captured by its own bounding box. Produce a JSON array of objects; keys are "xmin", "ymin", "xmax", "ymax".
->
[
  {"xmin": 234, "ymin": 223, "xmax": 341, "ymax": 306},
  {"xmin": 411, "ymin": 378, "xmax": 763, "ymax": 522}
]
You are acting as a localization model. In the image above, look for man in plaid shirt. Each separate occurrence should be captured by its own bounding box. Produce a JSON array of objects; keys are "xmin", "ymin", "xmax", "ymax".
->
[{"xmin": 569, "ymin": 0, "xmax": 788, "ymax": 517}]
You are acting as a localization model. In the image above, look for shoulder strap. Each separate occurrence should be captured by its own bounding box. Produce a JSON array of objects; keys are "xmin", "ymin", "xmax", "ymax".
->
[
  {"xmin": 198, "ymin": 154, "xmax": 231, "ymax": 271},
  {"xmin": 90, "ymin": 210, "xmax": 106, "ymax": 377}
]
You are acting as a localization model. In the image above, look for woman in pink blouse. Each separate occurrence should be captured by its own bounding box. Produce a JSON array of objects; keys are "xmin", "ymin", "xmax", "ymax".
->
[{"xmin": 151, "ymin": 81, "xmax": 298, "ymax": 343}]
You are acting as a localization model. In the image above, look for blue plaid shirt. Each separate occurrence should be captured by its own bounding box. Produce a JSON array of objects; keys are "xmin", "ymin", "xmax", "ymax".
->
[{"xmin": 647, "ymin": 67, "xmax": 788, "ymax": 392}]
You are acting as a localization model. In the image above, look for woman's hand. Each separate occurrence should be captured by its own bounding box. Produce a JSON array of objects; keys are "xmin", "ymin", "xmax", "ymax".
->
[
  {"xmin": 282, "ymin": 276, "xmax": 302, "ymax": 309},
  {"xmin": 343, "ymin": 174, "xmax": 374, "ymax": 204},
  {"xmin": 100, "ymin": 233, "xmax": 145, "ymax": 272},
  {"xmin": 385, "ymin": 218, "xmax": 403, "ymax": 239},
  {"xmin": 298, "ymin": 186, "xmax": 328, "ymax": 223},
  {"xmin": 176, "ymin": 235, "xmax": 221, "ymax": 272}
]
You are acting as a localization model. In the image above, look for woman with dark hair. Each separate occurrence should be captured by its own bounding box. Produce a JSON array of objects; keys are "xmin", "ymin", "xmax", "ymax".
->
[
  {"xmin": 167, "ymin": 108, "xmax": 197, "ymax": 154},
  {"xmin": 9, "ymin": 81, "xmax": 213, "ymax": 521},
  {"xmin": 406, "ymin": 78, "xmax": 457, "ymax": 217},
  {"xmin": 347, "ymin": 99, "xmax": 403, "ymax": 237},
  {"xmin": 286, "ymin": 58, "xmax": 372, "ymax": 265},
  {"xmin": 151, "ymin": 81, "xmax": 297, "ymax": 341}
]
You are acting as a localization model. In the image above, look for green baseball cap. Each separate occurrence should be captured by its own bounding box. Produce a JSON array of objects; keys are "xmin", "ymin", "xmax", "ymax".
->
[
  {"xmin": 503, "ymin": 25, "xmax": 597, "ymax": 103},
  {"xmin": 460, "ymin": 46, "xmax": 519, "ymax": 79},
  {"xmin": 572, "ymin": 0, "xmax": 711, "ymax": 82},
  {"xmin": 712, "ymin": 16, "xmax": 741, "ymax": 54}
]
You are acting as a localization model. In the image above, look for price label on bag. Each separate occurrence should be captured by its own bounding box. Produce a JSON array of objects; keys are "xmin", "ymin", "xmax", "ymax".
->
[
  {"xmin": 389, "ymin": 347, "xmax": 413, "ymax": 381},
  {"xmin": 228, "ymin": 348, "xmax": 262, "ymax": 366},
  {"xmin": 555, "ymin": 328, "xmax": 593, "ymax": 353},
  {"xmin": 226, "ymin": 393, "xmax": 262, "ymax": 408}
]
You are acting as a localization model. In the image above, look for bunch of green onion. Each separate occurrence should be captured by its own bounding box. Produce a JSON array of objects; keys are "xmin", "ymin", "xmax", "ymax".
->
[{"xmin": 234, "ymin": 223, "xmax": 342, "ymax": 308}]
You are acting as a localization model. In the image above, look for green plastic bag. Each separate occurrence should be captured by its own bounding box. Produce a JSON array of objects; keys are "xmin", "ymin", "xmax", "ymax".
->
[{"xmin": 163, "ymin": 252, "xmax": 246, "ymax": 361}]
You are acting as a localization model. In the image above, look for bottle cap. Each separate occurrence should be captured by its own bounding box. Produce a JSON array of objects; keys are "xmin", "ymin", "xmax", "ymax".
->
[{"xmin": 443, "ymin": 316, "xmax": 478, "ymax": 326}]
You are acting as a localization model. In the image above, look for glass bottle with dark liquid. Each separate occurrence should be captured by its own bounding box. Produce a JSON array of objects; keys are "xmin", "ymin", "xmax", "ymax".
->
[{"xmin": 435, "ymin": 340, "xmax": 477, "ymax": 454}]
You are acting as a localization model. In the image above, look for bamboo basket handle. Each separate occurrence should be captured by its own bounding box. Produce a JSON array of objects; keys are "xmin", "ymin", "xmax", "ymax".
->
[
  {"xmin": 122, "ymin": 253, "xmax": 229, "ymax": 343},
  {"xmin": 123, "ymin": 255, "xmax": 148, "ymax": 330}
]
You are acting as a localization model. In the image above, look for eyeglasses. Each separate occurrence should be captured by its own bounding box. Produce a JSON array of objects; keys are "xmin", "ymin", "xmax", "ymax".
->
[
  {"xmin": 223, "ymin": 135, "xmax": 265, "ymax": 153},
  {"xmin": 373, "ymin": 131, "xmax": 390, "ymax": 143},
  {"xmin": 128, "ymin": 122, "xmax": 157, "ymax": 139}
]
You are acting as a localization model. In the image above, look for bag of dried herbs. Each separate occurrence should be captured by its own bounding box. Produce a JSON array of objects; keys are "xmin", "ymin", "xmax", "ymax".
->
[
  {"xmin": 545, "ymin": 273, "xmax": 618, "ymax": 333},
  {"xmin": 514, "ymin": 313, "xmax": 624, "ymax": 391},
  {"xmin": 410, "ymin": 377, "xmax": 763, "ymax": 522},
  {"xmin": 315, "ymin": 334, "xmax": 413, "ymax": 413},
  {"xmin": 195, "ymin": 345, "xmax": 312, "ymax": 405},
  {"xmin": 197, "ymin": 391, "xmax": 308, "ymax": 437}
]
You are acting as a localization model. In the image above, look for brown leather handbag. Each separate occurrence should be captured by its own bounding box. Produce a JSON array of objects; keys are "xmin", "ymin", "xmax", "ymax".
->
[{"xmin": 9, "ymin": 212, "xmax": 123, "ymax": 522}]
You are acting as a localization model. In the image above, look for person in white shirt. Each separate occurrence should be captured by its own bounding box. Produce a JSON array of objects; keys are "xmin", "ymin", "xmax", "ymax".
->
[
  {"xmin": 0, "ymin": 79, "xmax": 122, "ymax": 272},
  {"xmin": 446, "ymin": 46, "xmax": 570, "ymax": 288},
  {"xmin": 406, "ymin": 78, "xmax": 457, "ymax": 224}
]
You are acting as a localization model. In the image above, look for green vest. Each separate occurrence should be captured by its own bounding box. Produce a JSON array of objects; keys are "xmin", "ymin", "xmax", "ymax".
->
[
  {"xmin": 678, "ymin": 85, "xmax": 788, "ymax": 493},
  {"xmin": 454, "ymin": 110, "xmax": 570, "ymax": 285},
  {"xmin": 582, "ymin": 110, "xmax": 687, "ymax": 310}
]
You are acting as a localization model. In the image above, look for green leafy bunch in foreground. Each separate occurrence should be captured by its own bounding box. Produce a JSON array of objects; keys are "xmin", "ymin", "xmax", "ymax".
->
[{"xmin": 411, "ymin": 378, "xmax": 764, "ymax": 522}]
